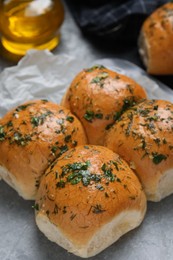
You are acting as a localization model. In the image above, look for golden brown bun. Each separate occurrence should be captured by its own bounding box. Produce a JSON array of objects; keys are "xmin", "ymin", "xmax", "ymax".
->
[
  {"xmin": 104, "ymin": 99, "xmax": 173, "ymax": 202},
  {"xmin": 0, "ymin": 100, "xmax": 87, "ymax": 200},
  {"xmin": 139, "ymin": 3, "xmax": 173, "ymax": 75},
  {"xmin": 61, "ymin": 65, "xmax": 147, "ymax": 145},
  {"xmin": 35, "ymin": 145, "xmax": 146, "ymax": 258}
]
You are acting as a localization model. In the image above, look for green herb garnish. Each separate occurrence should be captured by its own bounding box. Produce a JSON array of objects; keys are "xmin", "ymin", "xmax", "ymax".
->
[
  {"xmin": 0, "ymin": 126, "xmax": 6, "ymax": 141},
  {"xmin": 85, "ymin": 65, "xmax": 105, "ymax": 72},
  {"xmin": 16, "ymin": 103, "xmax": 34, "ymax": 112},
  {"xmin": 95, "ymin": 113, "xmax": 103, "ymax": 119},
  {"xmin": 84, "ymin": 110, "xmax": 95, "ymax": 122},
  {"xmin": 90, "ymin": 72, "xmax": 108, "ymax": 86},
  {"xmin": 101, "ymin": 163, "xmax": 115, "ymax": 182},
  {"xmin": 64, "ymin": 135, "xmax": 71, "ymax": 143},
  {"xmin": 92, "ymin": 204, "xmax": 106, "ymax": 214},
  {"xmin": 56, "ymin": 180, "xmax": 66, "ymax": 188},
  {"xmin": 11, "ymin": 132, "xmax": 32, "ymax": 146},
  {"xmin": 51, "ymin": 145, "xmax": 58, "ymax": 155},
  {"xmin": 32, "ymin": 203, "xmax": 39, "ymax": 210},
  {"xmin": 31, "ymin": 110, "xmax": 53, "ymax": 127},
  {"xmin": 7, "ymin": 121, "xmax": 13, "ymax": 127},
  {"xmin": 152, "ymin": 153, "xmax": 167, "ymax": 164},
  {"xmin": 66, "ymin": 116, "xmax": 74, "ymax": 123}
]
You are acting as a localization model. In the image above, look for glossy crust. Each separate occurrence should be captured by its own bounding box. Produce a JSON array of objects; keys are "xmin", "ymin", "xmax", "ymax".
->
[
  {"xmin": 0, "ymin": 100, "xmax": 87, "ymax": 200},
  {"xmin": 35, "ymin": 145, "xmax": 146, "ymax": 258},
  {"xmin": 139, "ymin": 3, "xmax": 173, "ymax": 75},
  {"xmin": 104, "ymin": 99, "xmax": 173, "ymax": 201},
  {"xmin": 61, "ymin": 65, "xmax": 147, "ymax": 145}
]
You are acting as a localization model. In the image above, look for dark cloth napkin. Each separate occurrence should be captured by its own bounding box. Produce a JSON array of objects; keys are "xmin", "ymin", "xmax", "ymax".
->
[{"xmin": 65, "ymin": 0, "xmax": 168, "ymax": 44}]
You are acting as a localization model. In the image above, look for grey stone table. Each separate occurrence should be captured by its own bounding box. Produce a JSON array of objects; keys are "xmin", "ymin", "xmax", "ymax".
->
[{"xmin": 1, "ymin": 2, "xmax": 173, "ymax": 260}]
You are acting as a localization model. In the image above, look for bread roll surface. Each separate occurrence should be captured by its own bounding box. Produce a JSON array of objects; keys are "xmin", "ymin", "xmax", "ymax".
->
[
  {"xmin": 35, "ymin": 145, "xmax": 146, "ymax": 258},
  {"xmin": 104, "ymin": 99, "xmax": 173, "ymax": 201},
  {"xmin": 139, "ymin": 3, "xmax": 173, "ymax": 75},
  {"xmin": 0, "ymin": 100, "xmax": 87, "ymax": 200},
  {"xmin": 61, "ymin": 65, "xmax": 147, "ymax": 145}
]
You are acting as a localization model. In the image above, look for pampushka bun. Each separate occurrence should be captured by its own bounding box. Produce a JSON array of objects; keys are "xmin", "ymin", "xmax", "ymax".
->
[
  {"xmin": 0, "ymin": 100, "xmax": 87, "ymax": 200},
  {"xmin": 35, "ymin": 145, "xmax": 146, "ymax": 258},
  {"xmin": 139, "ymin": 3, "xmax": 173, "ymax": 75},
  {"xmin": 104, "ymin": 99, "xmax": 173, "ymax": 202},
  {"xmin": 61, "ymin": 65, "xmax": 147, "ymax": 145}
]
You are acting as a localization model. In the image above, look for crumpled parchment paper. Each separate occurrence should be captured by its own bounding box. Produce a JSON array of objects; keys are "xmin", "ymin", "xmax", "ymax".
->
[{"xmin": 0, "ymin": 50, "xmax": 173, "ymax": 260}]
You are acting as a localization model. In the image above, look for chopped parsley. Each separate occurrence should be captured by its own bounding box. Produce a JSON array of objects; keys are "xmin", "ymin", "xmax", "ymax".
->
[
  {"xmin": 122, "ymin": 97, "xmax": 136, "ymax": 111},
  {"xmin": 84, "ymin": 110, "xmax": 95, "ymax": 122},
  {"xmin": 92, "ymin": 204, "xmax": 106, "ymax": 214},
  {"xmin": 56, "ymin": 180, "xmax": 66, "ymax": 188},
  {"xmin": 63, "ymin": 206, "xmax": 67, "ymax": 214},
  {"xmin": 0, "ymin": 126, "xmax": 6, "ymax": 141},
  {"xmin": 138, "ymin": 108, "xmax": 150, "ymax": 117},
  {"xmin": 96, "ymin": 184, "xmax": 104, "ymax": 191},
  {"xmin": 53, "ymin": 204, "xmax": 59, "ymax": 214},
  {"xmin": 66, "ymin": 116, "xmax": 74, "ymax": 123},
  {"xmin": 105, "ymin": 192, "xmax": 109, "ymax": 198},
  {"xmin": 84, "ymin": 110, "xmax": 103, "ymax": 122},
  {"xmin": 15, "ymin": 103, "xmax": 34, "ymax": 112},
  {"xmin": 95, "ymin": 113, "xmax": 103, "ymax": 119},
  {"xmin": 152, "ymin": 153, "xmax": 167, "ymax": 164},
  {"xmin": 91, "ymin": 72, "xmax": 108, "ymax": 85},
  {"xmin": 51, "ymin": 145, "xmax": 58, "ymax": 155},
  {"xmin": 85, "ymin": 65, "xmax": 105, "ymax": 72},
  {"xmin": 70, "ymin": 213, "xmax": 77, "ymax": 221},
  {"xmin": 101, "ymin": 163, "xmax": 115, "ymax": 182},
  {"xmin": 126, "ymin": 84, "xmax": 134, "ymax": 94},
  {"xmin": 105, "ymin": 123, "xmax": 114, "ymax": 130},
  {"xmin": 55, "ymin": 160, "xmax": 123, "ymax": 190},
  {"xmin": 64, "ymin": 135, "xmax": 71, "ymax": 143},
  {"xmin": 113, "ymin": 111, "xmax": 122, "ymax": 121},
  {"xmin": 10, "ymin": 132, "xmax": 32, "ymax": 146},
  {"xmin": 31, "ymin": 110, "xmax": 53, "ymax": 127},
  {"xmin": 41, "ymin": 99, "xmax": 48, "ymax": 103},
  {"xmin": 7, "ymin": 121, "xmax": 13, "ymax": 127},
  {"xmin": 59, "ymin": 145, "xmax": 68, "ymax": 155},
  {"xmin": 32, "ymin": 203, "xmax": 39, "ymax": 210},
  {"xmin": 72, "ymin": 140, "xmax": 78, "ymax": 147}
]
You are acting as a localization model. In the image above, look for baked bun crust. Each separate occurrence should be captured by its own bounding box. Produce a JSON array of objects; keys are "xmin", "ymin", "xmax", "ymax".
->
[
  {"xmin": 104, "ymin": 99, "xmax": 173, "ymax": 202},
  {"xmin": 35, "ymin": 145, "xmax": 146, "ymax": 258},
  {"xmin": 0, "ymin": 100, "xmax": 87, "ymax": 200},
  {"xmin": 61, "ymin": 65, "xmax": 147, "ymax": 145},
  {"xmin": 139, "ymin": 3, "xmax": 173, "ymax": 75}
]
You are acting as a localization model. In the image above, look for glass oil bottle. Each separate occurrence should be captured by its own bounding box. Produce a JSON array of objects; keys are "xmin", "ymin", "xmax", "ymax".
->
[{"xmin": 0, "ymin": 0, "xmax": 64, "ymax": 60}]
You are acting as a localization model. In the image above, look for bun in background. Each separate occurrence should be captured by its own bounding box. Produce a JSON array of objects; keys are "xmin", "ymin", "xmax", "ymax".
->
[{"xmin": 139, "ymin": 3, "xmax": 173, "ymax": 75}]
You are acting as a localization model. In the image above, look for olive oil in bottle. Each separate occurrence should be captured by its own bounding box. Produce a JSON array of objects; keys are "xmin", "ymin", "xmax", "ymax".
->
[{"xmin": 0, "ymin": 0, "xmax": 64, "ymax": 60}]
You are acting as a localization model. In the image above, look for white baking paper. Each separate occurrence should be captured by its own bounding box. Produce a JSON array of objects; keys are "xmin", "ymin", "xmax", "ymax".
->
[
  {"xmin": 1, "ymin": 50, "xmax": 173, "ymax": 260},
  {"xmin": 0, "ymin": 49, "xmax": 172, "ymax": 118}
]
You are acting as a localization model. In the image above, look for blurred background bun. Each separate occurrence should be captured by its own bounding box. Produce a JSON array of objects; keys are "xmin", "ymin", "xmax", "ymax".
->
[{"xmin": 139, "ymin": 3, "xmax": 173, "ymax": 75}]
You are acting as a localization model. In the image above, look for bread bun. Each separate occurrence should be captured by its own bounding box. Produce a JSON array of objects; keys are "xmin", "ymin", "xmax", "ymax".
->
[
  {"xmin": 104, "ymin": 99, "xmax": 173, "ymax": 202},
  {"xmin": 139, "ymin": 3, "xmax": 173, "ymax": 75},
  {"xmin": 0, "ymin": 100, "xmax": 87, "ymax": 200},
  {"xmin": 61, "ymin": 65, "xmax": 147, "ymax": 145},
  {"xmin": 35, "ymin": 145, "xmax": 146, "ymax": 258}
]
